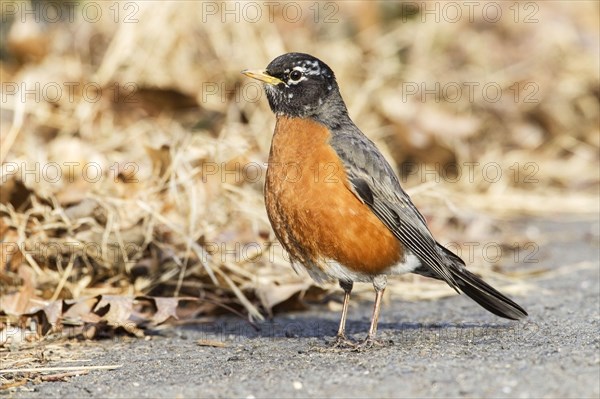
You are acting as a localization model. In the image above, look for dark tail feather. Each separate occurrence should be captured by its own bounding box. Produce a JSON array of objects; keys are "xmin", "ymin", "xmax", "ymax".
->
[{"xmin": 451, "ymin": 267, "xmax": 528, "ymax": 320}]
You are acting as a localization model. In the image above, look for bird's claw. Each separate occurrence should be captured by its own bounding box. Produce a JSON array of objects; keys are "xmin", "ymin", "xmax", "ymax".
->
[
  {"xmin": 329, "ymin": 334, "xmax": 358, "ymax": 349},
  {"xmin": 353, "ymin": 336, "xmax": 386, "ymax": 351}
]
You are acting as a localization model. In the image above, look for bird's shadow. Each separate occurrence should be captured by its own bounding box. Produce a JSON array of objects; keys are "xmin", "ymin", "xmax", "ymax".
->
[{"xmin": 179, "ymin": 314, "xmax": 535, "ymax": 345}]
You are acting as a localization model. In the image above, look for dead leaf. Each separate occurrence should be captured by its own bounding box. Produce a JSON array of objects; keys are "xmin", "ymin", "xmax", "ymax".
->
[
  {"xmin": 145, "ymin": 144, "xmax": 172, "ymax": 179},
  {"xmin": 135, "ymin": 296, "xmax": 202, "ymax": 325},
  {"xmin": 256, "ymin": 281, "xmax": 312, "ymax": 313},
  {"xmin": 62, "ymin": 297, "xmax": 102, "ymax": 325},
  {"xmin": 93, "ymin": 295, "xmax": 134, "ymax": 326},
  {"xmin": 38, "ymin": 300, "xmax": 64, "ymax": 326},
  {"xmin": 142, "ymin": 296, "xmax": 179, "ymax": 325},
  {"xmin": 1, "ymin": 265, "xmax": 36, "ymax": 315},
  {"xmin": 0, "ymin": 227, "xmax": 24, "ymax": 273},
  {"xmin": 196, "ymin": 339, "xmax": 227, "ymax": 348}
]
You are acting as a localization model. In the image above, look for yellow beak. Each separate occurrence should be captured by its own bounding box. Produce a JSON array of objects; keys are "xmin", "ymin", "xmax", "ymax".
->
[{"xmin": 241, "ymin": 69, "xmax": 284, "ymax": 85}]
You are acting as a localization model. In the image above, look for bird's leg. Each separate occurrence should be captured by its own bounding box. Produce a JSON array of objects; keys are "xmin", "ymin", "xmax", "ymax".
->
[
  {"xmin": 336, "ymin": 280, "xmax": 353, "ymax": 338},
  {"xmin": 331, "ymin": 280, "xmax": 355, "ymax": 347},
  {"xmin": 360, "ymin": 275, "xmax": 387, "ymax": 348}
]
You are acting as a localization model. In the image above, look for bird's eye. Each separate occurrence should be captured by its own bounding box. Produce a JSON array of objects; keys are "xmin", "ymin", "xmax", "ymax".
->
[{"xmin": 289, "ymin": 70, "xmax": 302, "ymax": 82}]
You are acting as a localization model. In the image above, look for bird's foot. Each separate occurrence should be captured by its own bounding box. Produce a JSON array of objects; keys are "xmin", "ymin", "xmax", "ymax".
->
[
  {"xmin": 353, "ymin": 335, "xmax": 386, "ymax": 351},
  {"xmin": 328, "ymin": 334, "xmax": 358, "ymax": 349}
]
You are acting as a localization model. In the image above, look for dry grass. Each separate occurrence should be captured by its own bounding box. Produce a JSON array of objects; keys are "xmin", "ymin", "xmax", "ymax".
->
[{"xmin": 1, "ymin": 1, "xmax": 598, "ymax": 341}]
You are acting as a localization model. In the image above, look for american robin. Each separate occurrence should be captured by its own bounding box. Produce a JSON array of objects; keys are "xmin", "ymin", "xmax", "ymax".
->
[{"xmin": 242, "ymin": 53, "xmax": 527, "ymax": 348}]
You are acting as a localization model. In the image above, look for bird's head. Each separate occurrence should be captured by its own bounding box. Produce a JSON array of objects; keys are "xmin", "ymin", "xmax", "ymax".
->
[{"xmin": 242, "ymin": 52, "xmax": 348, "ymax": 123}]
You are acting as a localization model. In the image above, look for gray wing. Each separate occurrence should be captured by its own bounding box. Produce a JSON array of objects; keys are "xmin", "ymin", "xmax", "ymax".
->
[{"xmin": 330, "ymin": 127, "xmax": 459, "ymax": 290}]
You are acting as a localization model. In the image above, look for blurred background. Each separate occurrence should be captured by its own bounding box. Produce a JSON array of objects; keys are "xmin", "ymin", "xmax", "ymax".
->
[{"xmin": 1, "ymin": 1, "xmax": 598, "ymax": 331}]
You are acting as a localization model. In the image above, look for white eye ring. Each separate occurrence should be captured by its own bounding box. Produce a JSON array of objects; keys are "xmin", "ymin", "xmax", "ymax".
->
[{"xmin": 289, "ymin": 70, "xmax": 303, "ymax": 82}]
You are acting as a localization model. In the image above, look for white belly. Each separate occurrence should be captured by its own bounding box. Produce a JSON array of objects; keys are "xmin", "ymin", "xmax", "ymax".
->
[{"xmin": 305, "ymin": 252, "xmax": 422, "ymax": 284}]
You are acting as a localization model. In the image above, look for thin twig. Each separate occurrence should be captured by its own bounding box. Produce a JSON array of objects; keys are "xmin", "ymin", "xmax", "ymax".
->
[
  {"xmin": 40, "ymin": 370, "xmax": 90, "ymax": 381},
  {"xmin": 0, "ymin": 365, "xmax": 123, "ymax": 373}
]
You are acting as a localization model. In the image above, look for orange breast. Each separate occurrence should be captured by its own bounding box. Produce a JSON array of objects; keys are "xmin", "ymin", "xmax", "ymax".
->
[{"xmin": 265, "ymin": 116, "xmax": 403, "ymax": 276}]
